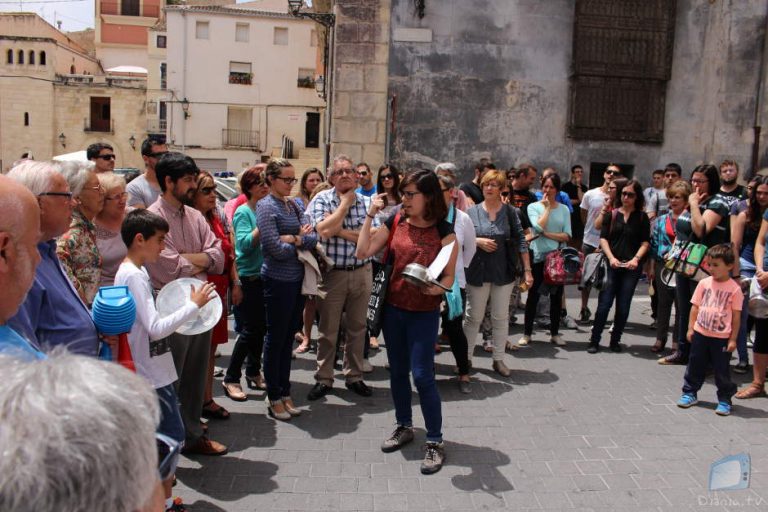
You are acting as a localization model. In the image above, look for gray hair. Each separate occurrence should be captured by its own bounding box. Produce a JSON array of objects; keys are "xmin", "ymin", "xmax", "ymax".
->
[
  {"xmin": 438, "ymin": 174, "xmax": 456, "ymax": 189},
  {"xmin": 97, "ymin": 171, "xmax": 126, "ymax": 192},
  {"xmin": 332, "ymin": 154, "xmax": 353, "ymax": 169},
  {"xmin": 6, "ymin": 160, "xmax": 60, "ymax": 196},
  {"xmin": 0, "ymin": 352, "xmax": 160, "ymax": 512},
  {"xmin": 434, "ymin": 162, "xmax": 458, "ymax": 177},
  {"xmin": 55, "ymin": 160, "xmax": 96, "ymax": 197}
]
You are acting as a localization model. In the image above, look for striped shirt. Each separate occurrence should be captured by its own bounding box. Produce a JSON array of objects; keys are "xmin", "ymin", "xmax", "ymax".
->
[
  {"xmin": 307, "ymin": 188, "xmax": 376, "ymax": 267},
  {"xmin": 145, "ymin": 196, "xmax": 225, "ymax": 289},
  {"xmin": 257, "ymin": 193, "xmax": 318, "ymax": 282}
]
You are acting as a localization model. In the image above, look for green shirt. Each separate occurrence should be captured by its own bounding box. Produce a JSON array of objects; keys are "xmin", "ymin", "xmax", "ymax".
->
[
  {"xmin": 233, "ymin": 203, "xmax": 263, "ymax": 277},
  {"xmin": 527, "ymin": 201, "xmax": 572, "ymax": 263}
]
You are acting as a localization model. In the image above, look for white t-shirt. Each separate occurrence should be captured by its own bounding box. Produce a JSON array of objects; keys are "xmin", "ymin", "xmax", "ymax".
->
[
  {"xmin": 115, "ymin": 261, "xmax": 199, "ymax": 389},
  {"xmin": 580, "ymin": 187, "xmax": 608, "ymax": 248},
  {"xmin": 453, "ymin": 208, "xmax": 476, "ymax": 289}
]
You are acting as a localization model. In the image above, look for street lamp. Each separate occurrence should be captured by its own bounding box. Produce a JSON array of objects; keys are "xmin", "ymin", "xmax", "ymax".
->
[
  {"xmin": 315, "ymin": 75, "xmax": 325, "ymax": 99},
  {"xmin": 286, "ymin": 0, "xmax": 335, "ymax": 27},
  {"xmin": 58, "ymin": 133, "xmax": 66, "ymax": 148},
  {"xmin": 128, "ymin": 134, "xmax": 136, "ymax": 150},
  {"xmin": 181, "ymin": 97, "xmax": 190, "ymax": 119}
]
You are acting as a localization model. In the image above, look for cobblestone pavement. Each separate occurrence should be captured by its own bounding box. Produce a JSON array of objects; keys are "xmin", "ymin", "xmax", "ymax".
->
[{"xmin": 176, "ymin": 284, "xmax": 768, "ymax": 511}]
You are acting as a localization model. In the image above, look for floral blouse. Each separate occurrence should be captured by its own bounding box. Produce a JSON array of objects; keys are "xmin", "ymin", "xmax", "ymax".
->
[{"xmin": 56, "ymin": 210, "xmax": 103, "ymax": 307}]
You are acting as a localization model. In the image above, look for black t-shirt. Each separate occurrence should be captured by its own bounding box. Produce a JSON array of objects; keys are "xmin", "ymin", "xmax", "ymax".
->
[
  {"xmin": 510, "ymin": 188, "xmax": 537, "ymax": 228},
  {"xmin": 600, "ymin": 209, "xmax": 651, "ymax": 262},
  {"xmin": 562, "ymin": 182, "xmax": 587, "ymax": 237},
  {"xmin": 459, "ymin": 181, "xmax": 483, "ymax": 205}
]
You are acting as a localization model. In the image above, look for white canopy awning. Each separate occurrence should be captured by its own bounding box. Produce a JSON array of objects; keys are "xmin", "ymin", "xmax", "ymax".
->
[{"xmin": 53, "ymin": 150, "xmax": 88, "ymax": 162}]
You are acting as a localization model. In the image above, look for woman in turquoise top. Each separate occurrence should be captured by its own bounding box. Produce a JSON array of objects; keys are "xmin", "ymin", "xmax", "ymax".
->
[
  {"xmin": 520, "ymin": 173, "xmax": 572, "ymax": 346},
  {"xmin": 223, "ymin": 167, "xmax": 270, "ymax": 400}
]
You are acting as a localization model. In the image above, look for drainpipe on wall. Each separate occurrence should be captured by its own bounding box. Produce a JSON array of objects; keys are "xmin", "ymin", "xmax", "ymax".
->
[
  {"xmin": 751, "ymin": 3, "xmax": 768, "ymax": 177},
  {"xmin": 181, "ymin": 10, "xmax": 188, "ymax": 152}
]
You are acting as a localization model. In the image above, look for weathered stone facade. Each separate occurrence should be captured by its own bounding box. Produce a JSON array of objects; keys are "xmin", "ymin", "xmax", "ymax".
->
[
  {"xmin": 330, "ymin": 0, "xmax": 391, "ymax": 166},
  {"xmin": 384, "ymin": 0, "xmax": 768, "ymax": 183}
]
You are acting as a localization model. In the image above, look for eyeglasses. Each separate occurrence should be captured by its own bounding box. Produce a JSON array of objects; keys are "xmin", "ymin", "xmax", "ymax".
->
[
  {"xmin": 199, "ymin": 186, "xmax": 217, "ymax": 195},
  {"xmin": 357, "ymin": 170, "xmax": 369, "ymax": 176},
  {"xmin": 96, "ymin": 154, "xmax": 116, "ymax": 161},
  {"xmin": 380, "ymin": 174, "xmax": 393, "ymax": 180},
  {"xmin": 401, "ymin": 190, "xmax": 422, "ymax": 199},
  {"xmin": 332, "ymin": 168, "xmax": 356, "ymax": 177},
  {"xmin": 156, "ymin": 433, "xmax": 181, "ymax": 481},
  {"xmin": 621, "ymin": 191, "xmax": 636, "ymax": 198},
  {"xmin": 276, "ymin": 176, "xmax": 298, "ymax": 185},
  {"xmin": 605, "ymin": 170, "xmax": 620, "ymax": 176},
  {"xmin": 83, "ymin": 184, "xmax": 105, "ymax": 194},
  {"xmin": 148, "ymin": 151, "xmax": 168, "ymax": 158},
  {"xmin": 38, "ymin": 191, "xmax": 73, "ymax": 199},
  {"xmin": 105, "ymin": 192, "xmax": 128, "ymax": 201}
]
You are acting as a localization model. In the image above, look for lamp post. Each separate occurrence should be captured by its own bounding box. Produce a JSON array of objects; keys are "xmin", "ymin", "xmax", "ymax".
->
[
  {"xmin": 287, "ymin": 0, "xmax": 335, "ymax": 171},
  {"xmin": 181, "ymin": 97, "xmax": 191, "ymax": 120}
]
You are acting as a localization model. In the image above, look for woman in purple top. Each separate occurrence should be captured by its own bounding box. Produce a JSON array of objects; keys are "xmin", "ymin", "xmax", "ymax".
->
[{"xmin": 256, "ymin": 158, "xmax": 317, "ymax": 421}]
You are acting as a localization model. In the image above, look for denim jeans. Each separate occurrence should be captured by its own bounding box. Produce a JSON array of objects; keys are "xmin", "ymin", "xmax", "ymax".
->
[
  {"xmin": 382, "ymin": 304, "xmax": 442, "ymax": 443},
  {"xmin": 590, "ymin": 266, "xmax": 642, "ymax": 346},
  {"xmin": 674, "ymin": 274, "xmax": 696, "ymax": 359},
  {"xmin": 225, "ymin": 277, "xmax": 266, "ymax": 383},
  {"xmin": 263, "ymin": 277, "xmax": 305, "ymax": 401},
  {"xmin": 683, "ymin": 332, "xmax": 737, "ymax": 404}
]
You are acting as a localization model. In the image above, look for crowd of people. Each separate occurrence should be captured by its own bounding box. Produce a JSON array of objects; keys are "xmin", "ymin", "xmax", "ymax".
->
[{"xmin": 1, "ymin": 140, "xmax": 768, "ymax": 510}]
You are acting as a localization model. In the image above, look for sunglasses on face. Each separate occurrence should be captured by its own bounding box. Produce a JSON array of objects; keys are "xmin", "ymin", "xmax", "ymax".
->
[
  {"xmin": 276, "ymin": 176, "xmax": 298, "ymax": 185},
  {"xmin": 605, "ymin": 170, "xmax": 620, "ymax": 176},
  {"xmin": 380, "ymin": 174, "xmax": 393, "ymax": 180},
  {"xmin": 501, "ymin": 191, "xmax": 510, "ymax": 197},
  {"xmin": 38, "ymin": 191, "xmax": 73, "ymax": 199},
  {"xmin": 621, "ymin": 191, "xmax": 636, "ymax": 198},
  {"xmin": 200, "ymin": 186, "xmax": 217, "ymax": 195},
  {"xmin": 96, "ymin": 154, "xmax": 116, "ymax": 161},
  {"xmin": 357, "ymin": 170, "xmax": 369, "ymax": 176}
]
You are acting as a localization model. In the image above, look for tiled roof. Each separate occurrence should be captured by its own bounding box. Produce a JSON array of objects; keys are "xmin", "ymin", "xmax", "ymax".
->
[{"xmin": 164, "ymin": 4, "xmax": 302, "ymax": 20}]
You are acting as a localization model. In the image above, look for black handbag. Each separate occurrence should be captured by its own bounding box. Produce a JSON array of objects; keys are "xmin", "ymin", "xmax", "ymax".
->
[{"xmin": 366, "ymin": 212, "xmax": 400, "ymax": 336}]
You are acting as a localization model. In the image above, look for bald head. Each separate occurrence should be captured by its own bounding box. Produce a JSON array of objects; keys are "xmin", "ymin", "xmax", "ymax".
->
[{"xmin": 0, "ymin": 175, "xmax": 42, "ymax": 323}]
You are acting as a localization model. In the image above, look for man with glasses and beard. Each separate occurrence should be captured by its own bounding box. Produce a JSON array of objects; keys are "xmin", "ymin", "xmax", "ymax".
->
[
  {"xmin": 87, "ymin": 142, "xmax": 116, "ymax": 174},
  {"xmin": 577, "ymin": 163, "xmax": 622, "ymax": 324},
  {"xmin": 145, "ymin": 152, "xmax": 227, "ymax": 456},
  {"xmin": 128, "ymin": 137, "xmax": 168, "ymax": 209}
]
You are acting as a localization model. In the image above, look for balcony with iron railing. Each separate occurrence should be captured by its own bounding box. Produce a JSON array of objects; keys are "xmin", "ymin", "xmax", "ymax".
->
[
  {"xmin": 222, "ymin": 129, "xmax": 259, "ymax": 149},
  {"xmin": 84, "ymin": 118, "xmax": 114, "ymax": 133},
  {"xmin": 101, "ymin": 2, "xmax": 161, "ymax": 18},
  {"xmin": 147, "ymin": 118, "xmax": 167, "ymax": 134}
]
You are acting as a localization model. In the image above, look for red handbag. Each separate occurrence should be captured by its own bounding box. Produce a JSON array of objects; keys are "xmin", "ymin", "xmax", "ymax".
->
[{"xmin": 544, "ymin": 247, "xmax": 584, "ymax": 286}]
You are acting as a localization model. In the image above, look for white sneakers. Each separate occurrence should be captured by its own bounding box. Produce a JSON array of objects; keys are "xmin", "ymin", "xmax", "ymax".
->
[{"xmin": 517, "ymin": 335, "xmax": 531, "ymax": 346}]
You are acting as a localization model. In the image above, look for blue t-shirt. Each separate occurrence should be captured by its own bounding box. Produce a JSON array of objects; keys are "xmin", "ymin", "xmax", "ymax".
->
[
  {"xmin": 356, "ymin": 185, "xmax": 377, "ymax": 197},
  {"xmin": 0, "ymin": 325, "xmax": 45, "ymax": 361}
]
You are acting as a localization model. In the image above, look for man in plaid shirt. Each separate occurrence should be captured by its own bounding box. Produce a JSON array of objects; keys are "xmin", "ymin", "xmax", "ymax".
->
[{"xmin": 305, "ymin": 154, "xmax": 378, "ymax": 401}]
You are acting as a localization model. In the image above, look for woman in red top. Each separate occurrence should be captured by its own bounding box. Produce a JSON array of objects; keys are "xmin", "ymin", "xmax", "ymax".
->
[
  {"xmin": 193, "ymin": 171, "xmax": 241, "ymax": 420},
  {"xmin": 356, "ymin": 169, "xmax": 457, "ymax": 476}
]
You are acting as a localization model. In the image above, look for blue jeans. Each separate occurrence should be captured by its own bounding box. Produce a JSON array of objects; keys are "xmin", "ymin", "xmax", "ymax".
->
[
  {"xmin": 225, "ymin": 277, "xmax": 266, "ymax": 383},
  {"xmin": 263, "ymin": 277, "xmax": 305, "ymax": 401},
  {"xmin": 156, "ymin": 384, "xmax": 185, "ymax": 445},
  {"xmin": 590, "ymin": 266, "xmax": 642, "ymax": 346},
  {"xmin": 674, "ymin": 275, "xmax": 696, "ymax": 359},
  {"xmin": 382, "ymin": 304, "xmax": 442, "ymax": 443}
]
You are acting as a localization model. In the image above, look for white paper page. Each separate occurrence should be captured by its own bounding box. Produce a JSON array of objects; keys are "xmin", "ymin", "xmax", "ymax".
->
[{"xmin": 427, "ymin": 241, "xmax": 455, "ymax": 280}]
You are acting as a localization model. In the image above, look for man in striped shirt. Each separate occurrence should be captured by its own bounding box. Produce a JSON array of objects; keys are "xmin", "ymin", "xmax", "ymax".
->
[
  {"xmin": 306, "ymin": 154, "xmax": 376, "ymax": 401},
  {"xmin": 146, "ymin": 152, "xmax": 227, "ymax": 456}
]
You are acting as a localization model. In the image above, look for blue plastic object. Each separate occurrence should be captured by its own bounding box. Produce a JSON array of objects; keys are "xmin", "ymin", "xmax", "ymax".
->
[{"xmin": 92, "ymin": 286, "xmax": 137, "ymax": 335}]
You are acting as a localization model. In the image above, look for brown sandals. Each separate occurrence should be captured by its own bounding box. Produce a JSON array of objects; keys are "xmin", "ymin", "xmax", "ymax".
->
[{"xmin": 735, "ymin": 383, "xmax": 767, "ymax": 400}]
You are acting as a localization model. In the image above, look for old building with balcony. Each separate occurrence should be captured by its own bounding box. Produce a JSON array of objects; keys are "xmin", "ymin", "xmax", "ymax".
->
[
  {"xmin": 95, "ymin": 0, "xmax": 164, "ymax": 70},
  {"xmin": 165, "ymin": 0, "xmax": 325, "ymax": 172},
  {"xmin": 0, "ymin": 13, "xmax": 146, "ymax": 170}
]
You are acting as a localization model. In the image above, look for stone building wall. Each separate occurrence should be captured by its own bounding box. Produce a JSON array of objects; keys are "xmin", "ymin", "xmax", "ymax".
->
[
  {"xmin": 387, "ymin": 0, "xmax": 768, "ymax": 184},
  {"xmin": 330, "ymin": 0, "xmax": 391, "ymax": 166}
]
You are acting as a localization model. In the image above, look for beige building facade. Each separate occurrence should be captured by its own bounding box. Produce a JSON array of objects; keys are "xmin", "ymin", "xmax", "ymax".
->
[
  {"xmin": 0, "ymin": 13, "xmax": 146, "ymax": 170},
  {"xmin": 165, "ymin": 2, "xmax": 325, "ymax": 172}
]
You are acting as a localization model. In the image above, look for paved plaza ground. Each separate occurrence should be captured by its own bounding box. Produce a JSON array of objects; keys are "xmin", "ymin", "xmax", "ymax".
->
[{"xmin": 176, "ymin": 283, "xmax": 768, "ymax": 511}]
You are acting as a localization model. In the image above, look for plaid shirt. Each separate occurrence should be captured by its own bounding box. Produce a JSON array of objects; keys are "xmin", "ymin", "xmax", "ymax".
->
[{"xmin": 307, "ymin": 188, "xmax": 378, "ymax": 267}]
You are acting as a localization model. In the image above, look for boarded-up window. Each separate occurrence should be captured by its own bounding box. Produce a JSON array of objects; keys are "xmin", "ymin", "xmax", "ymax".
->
[{"xmin": 568, "ymin": 0, "xmax": 676, "ymax": 143}]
